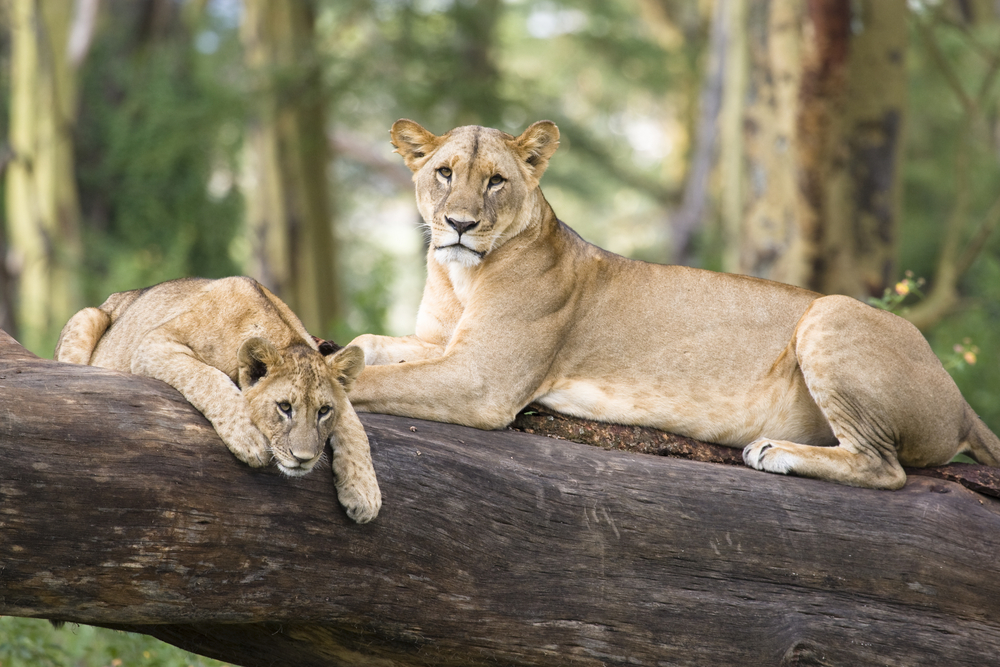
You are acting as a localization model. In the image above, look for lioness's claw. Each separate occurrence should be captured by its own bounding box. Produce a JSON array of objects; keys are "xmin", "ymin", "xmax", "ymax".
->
[{"xmin": 744, "ymin": 440, "xmax": 792, "ymax": 475}]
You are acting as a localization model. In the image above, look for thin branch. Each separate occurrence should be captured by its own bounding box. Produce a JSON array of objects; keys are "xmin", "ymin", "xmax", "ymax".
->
[
  {"xmin": 916, "ymin": 18, "xmax": 976, "ymax": 116},
  {"xmin": 904, "ymin": 10, "xmax": 1000, "ymax": 330},
  {"xmin": 668, "ymin": 0, "xmax": 728, "ymax": 265},
  {"xmin": 957, "ymin": 193, "xmax": 1000, "ymax": 278}
]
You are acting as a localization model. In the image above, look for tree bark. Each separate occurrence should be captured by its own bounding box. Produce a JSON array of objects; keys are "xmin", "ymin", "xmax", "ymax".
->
[
  {"xmin": 240, "ymin": 1, "xmax": 339, "ymax": 337},
  {"xmin": 727, "ymin": 0, "xmax": 907, "ymax": 299},
  {"xmin": 3, "ymin": 329, "xmax": 1000, "ymax": 667}
]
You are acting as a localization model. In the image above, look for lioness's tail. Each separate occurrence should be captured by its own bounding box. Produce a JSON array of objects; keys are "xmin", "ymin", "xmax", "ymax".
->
[
  {"xmin": 960, "ymin": 405, "xmax": 1000, "ymax": 467},
  {"xmin": 54, "ymin": 307, "xmax": 112, "ymax": 365}
]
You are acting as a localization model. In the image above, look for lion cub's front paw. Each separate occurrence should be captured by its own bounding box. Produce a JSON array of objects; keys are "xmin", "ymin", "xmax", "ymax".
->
[
  {"xmin": 335, "ymin": 470, "xmax": 382, "ymax": 524},
  {"xmin": 743, "ymin": 439, "xmax": 794, "ymax": 475},
  {"xmin": 222, "ymin": 427, "xmax": 272, "ymax": 469}
]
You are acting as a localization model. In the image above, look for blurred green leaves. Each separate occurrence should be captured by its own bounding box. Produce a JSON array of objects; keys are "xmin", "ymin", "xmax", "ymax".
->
[
  {"xmin": 74, "ymin": 2, "xmax": 245, "ymax": 305},
  {"xmin": 0, "ymin": 617, "xmax": 230, "ymax": 667}
]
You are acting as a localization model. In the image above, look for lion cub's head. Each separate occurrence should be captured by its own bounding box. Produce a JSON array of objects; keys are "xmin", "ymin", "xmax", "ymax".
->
[
  {"xmin": 236, "ymin": 338, "xmax": 365, "ymax": 477},
  {"xmin": 390, "ymin": 119, "xmax": 560, "ymax": 268}
]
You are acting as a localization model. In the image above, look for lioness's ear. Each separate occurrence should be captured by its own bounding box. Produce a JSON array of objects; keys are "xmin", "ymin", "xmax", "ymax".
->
[
  {"xmin": 237, "ymin": 337, "xmax": 281, "ymax": 388},
  {"xmin": 328, "ymin": 345, "xmax": 365, "ymax": 392},
  {"xmin": 390, "ymin": 119, "xmax": 443, "ymax": 173},
  {"xmin": 514, "ymin": 120, "xmax": 560, "ymax": 180}
]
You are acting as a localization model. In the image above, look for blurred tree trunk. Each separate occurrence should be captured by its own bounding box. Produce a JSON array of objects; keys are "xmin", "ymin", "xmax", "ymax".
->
[
  {"xmin": 722, "ymin": 0, "xmax": 908, "ymax": 299},
  {"xmin": 241, "ymin": 0, "xmax": 339, "ymax": 336},
  {"xmin": 4, "ymin": 0, "xmax": 85, "ymax": 352},
  {"xmin": 0, "ymin": 194, "xmax": 16, "ymax": 336}
]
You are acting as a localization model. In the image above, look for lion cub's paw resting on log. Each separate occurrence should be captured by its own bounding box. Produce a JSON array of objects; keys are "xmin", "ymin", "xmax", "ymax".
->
[
  {"xmin": 55, "ymin": 277, "xmax": 381, "ymax": 523},
  {"xmin": 347, "ymin": 119, "xmax": 1000, "ymax": 491}
]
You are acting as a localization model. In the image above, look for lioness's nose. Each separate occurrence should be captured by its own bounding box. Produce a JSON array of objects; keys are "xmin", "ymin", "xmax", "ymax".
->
[{"xmin": 446, "ymin": 216, "xmax": 478, "ymax": 235}]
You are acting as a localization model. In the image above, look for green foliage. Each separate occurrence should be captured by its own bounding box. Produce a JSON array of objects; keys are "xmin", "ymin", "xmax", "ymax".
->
[
  {"xmin": 902, "ymin": 12, "xmax": 1000, "ymax": 433},
  {"xmin": 927, "ymin": 253, "xmax": 1000, "ymax": 431},
  {"xmin": 866, "ymin": 272, "xmax": 925, "ymax": 312},
  {"xmin": 74, "ymin": 2, "xmax": 245, "ymax": 307},
  {"xmin": 0, "ymin": 617, "xmax": 229, "ymax": 667}
]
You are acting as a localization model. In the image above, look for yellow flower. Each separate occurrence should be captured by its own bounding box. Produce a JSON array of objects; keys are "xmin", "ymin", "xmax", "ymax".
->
[
  {"xmin": 895, "ymin": 281, "xmax": 910, "ymax": 296},
  {"xmin": 964, "ymin": 351, "xmax": 977, "ymax": 365}
]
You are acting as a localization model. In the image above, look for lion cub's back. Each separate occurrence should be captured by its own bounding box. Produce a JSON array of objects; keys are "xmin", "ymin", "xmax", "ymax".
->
[
  {"xmin": 89, "ymin": 277, "xmax": 216, "ymax": 372},
  {"xmin": 89, "ymin": 276, "xmax": 307, "ymax": 375}
]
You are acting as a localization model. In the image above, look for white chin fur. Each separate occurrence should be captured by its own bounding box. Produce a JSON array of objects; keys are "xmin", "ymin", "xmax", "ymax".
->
[
  {"xmin": 434, "ymin": 245, "xmax": 483, "ymax": 267},
  {"xmin": 277, "ymin": 463, "xmax": 314, "ymax": 478}
]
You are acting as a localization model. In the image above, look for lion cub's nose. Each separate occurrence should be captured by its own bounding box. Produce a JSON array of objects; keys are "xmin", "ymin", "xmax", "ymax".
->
[
  {"xmin": 446, "ymin": 216, "xmax": 478, "ymax": 235},
  {"xmin": 290, "ymin": 449, "xmax": 317, "ymax": 464}
]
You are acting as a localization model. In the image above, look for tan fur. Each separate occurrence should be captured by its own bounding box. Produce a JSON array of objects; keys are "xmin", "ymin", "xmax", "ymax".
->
[
  {"xmin": 56, "ymin": 277, "xmax": 381, "ymax": 523},
  {"xmin": 348, "ymin": 119, "xmax": 1000, "ymax": 490}
]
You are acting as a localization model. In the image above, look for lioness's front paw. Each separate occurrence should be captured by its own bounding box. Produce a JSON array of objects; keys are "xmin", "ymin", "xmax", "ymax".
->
[
  {"xmin": 336, "ymin": 472, "xmax": 382, "ymax": 524},
  {"xmin": 743, "ymin": 439, "xmax": 793, "ymax": 475},
  {"xmin": 223, "ymin": 428, "xmax": 271, "ymax": 468}
]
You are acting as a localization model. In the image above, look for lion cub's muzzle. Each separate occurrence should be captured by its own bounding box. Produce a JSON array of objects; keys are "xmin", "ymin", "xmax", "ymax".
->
[
  {"xmin": 274, "ymin": 454, "xmax": 321, "ymax": 478},
  {"xmin": 272, "ymin": 439, "xmax": 324, "ymax": 477}
]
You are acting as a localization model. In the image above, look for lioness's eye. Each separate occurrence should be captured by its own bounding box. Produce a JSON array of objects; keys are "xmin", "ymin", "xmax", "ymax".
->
[
  {"xmin": 437, "ymin": 167, "xmax": 452, "ymax": 179},
  {"xmin": 318, "ymin": 406, "xmax": 331, "ymax": 417},
  {"xmin": 278, "ymin": 402, "xmax": 292, "ymax": 416},
  {"xmin": 489, "ymin": 174, "xmax": 505, "ymax": 187}
]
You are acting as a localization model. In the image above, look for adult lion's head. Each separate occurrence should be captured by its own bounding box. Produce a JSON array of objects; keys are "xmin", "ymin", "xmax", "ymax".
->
[{"xmin": 391, "ymin": 120, "xmax": 560, "ymax": 268}]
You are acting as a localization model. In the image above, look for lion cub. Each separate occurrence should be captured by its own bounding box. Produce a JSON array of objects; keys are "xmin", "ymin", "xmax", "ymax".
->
[{"xmin": 55, "ymin": 276, "xmax": 381, "ymax": 523}]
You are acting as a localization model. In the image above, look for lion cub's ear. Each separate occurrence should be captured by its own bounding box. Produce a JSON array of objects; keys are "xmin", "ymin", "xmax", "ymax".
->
[
  {"xmin": 328, "ymin": 345, "xmax": 366, "ymax": 392},
  {"xmin": 237, "ymin": 337, "xmax": 281, "ymax": 388},
  {"xmin": 391, "ymin": 119, "xmax": 443, "ymax": 172},
  {"xmin": 513, "ymin": 120, "xmax": 560, "ymax": 181}
]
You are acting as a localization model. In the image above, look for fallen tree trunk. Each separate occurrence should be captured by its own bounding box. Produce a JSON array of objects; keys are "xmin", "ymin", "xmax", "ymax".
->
[{"xmin": 2, "ymin": 329, "xmax": 1000, "ymax": 667}]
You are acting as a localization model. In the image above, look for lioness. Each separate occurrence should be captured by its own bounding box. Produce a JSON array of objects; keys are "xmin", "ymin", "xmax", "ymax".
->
[
  {"xmin": 56, "ymin": 277, "xmax": 381, "ymax": 523},
  {"xmin": 347, "ymin": 119, "xmax": 1000, "ymax": 490}
]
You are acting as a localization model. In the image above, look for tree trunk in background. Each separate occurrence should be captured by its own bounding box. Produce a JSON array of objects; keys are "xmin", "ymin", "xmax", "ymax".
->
[
  {"xmin": 0, "ymin": 193, "xmax": 16, "ymax": 337},
  {"xmin": 241, "ymin": 0, "xmax": 339, "ymax": 336},
  {"xmin": 723, "ymin": 0, "xmax": 907, "ymax": 299},
  {"xmin": 821, "ymin": 0, "xmax": 908, "ymax": 297},
  {"xmin": 4, "ymin": 0, "xmax": 84, "ymax": 352}
]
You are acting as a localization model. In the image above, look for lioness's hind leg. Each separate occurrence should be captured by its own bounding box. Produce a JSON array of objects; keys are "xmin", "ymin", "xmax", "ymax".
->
[
  {"xmin": 55, "ymin": 307, "xmax": 111, "ymax": 365},
  {"xmin": 744, "ymin": 295, "xmax": 959, "ymax": 490},
  {"xmin": 743, "ymin": 437, "xmax": 906, "ymax": 490}
]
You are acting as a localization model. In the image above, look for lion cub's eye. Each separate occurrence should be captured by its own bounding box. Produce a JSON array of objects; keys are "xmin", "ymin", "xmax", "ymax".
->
[
  {"xmin": 437, "ymin": 167, "xmax": 452, "ymax": 179},
  {"xmin": 488, "ymin": 174, "xmax": 505, "ymax": 187},
  {"xmin": 278, "ymin": 401, "xmax": 292, "ymax": 416},
  {"xmin": 318, "ymin": 405, "xmax": 331, "ymax": 417}
]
